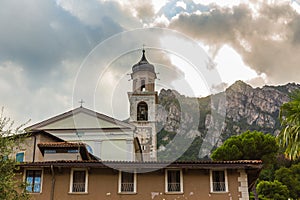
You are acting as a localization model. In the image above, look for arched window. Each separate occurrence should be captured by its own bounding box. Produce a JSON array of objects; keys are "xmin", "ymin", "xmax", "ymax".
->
[
  {"xmin": 137, "ymin": 102, "xmax": 148, "ymax": 121},
  {"xmin": 140, "ymin": 79, "xmax": 146, "ymax": 92}
]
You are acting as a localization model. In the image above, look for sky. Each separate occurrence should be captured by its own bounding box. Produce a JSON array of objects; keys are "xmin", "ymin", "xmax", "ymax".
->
[{"xmin": 1, "ymin": 0, "xmax": 300, "ymax": 127}]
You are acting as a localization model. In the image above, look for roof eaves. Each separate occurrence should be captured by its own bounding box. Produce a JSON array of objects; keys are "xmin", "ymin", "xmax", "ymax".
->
[
  {"xmin": 19, "ymin": 160, "xmax": 263, "ymax": 169},
  {"xmin": 25, "ymin": 108, "xmax": 79, "ymax": 131},
  {"xmin": 25, "ymin": 107, "xmax": 135, "ymax": 131}
]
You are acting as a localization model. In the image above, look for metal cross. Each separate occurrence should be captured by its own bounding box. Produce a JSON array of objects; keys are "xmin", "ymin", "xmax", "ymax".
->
[
  {"xmin": 79, "ymin": 99, "xmax": 85, "ymax": 107},
  {"xmin": 142, "ymin": 44, "xmax": 146, "ymax": 50}
]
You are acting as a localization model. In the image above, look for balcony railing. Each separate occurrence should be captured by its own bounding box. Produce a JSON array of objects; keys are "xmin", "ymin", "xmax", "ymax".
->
[
  {"xmin": 168, "ymin": 182, "xmax": 181, "ymax": 192},
  {"xmin": 212, "ymin": 182, "xmax": 226, "ymax": 192},
  {"xmin": 121, "ymin": 182, "xmax": 134, "ymax": 192},
  {"xmin": 72, "ymin": 182, "xmax": 86, "ymax": 192}
]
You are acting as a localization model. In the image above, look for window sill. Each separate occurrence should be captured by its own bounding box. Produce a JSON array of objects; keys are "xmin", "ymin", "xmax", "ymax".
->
[
  {"xmin": 68, "ymin": 192, "xmax": 88, "ymax": 195},
  {"xmin": 118, "ymin": 192, "xmax": 137, "ymax": 195},
  {"xmin": 165, "ymin": 191, "xmax": 184, "ymax": 195},
  {"xmin": 210, "ymin": 191, "xmax": 228, "ymax": 194}
]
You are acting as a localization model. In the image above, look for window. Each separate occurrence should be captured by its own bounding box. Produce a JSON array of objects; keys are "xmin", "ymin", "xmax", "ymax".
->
[
  {"xmin": 137, "ymin": 102, "xmax": 148, "ymax": 121},
  {"xmin": 118, "ymin": 171, "xmax": 136, "ymax": 193},
  {"xmin": 44, "ymin": 149, "xmax": 79, "ymax": 154},
  {"xmin": 67, "ymin": 149, "xmax": 79, "ymax": 153},
  {"xmin": 16, "ymin": 152, "xmax": 25, "ymax": 162},
  {"xmin": 165, "ymin": 169, "xmax": 183, "ymax": 193},
  {"xmin": 142, "ymin": 145, "xmax": 146, "ymax": 151},
  {"xmin": 85, "ymin": 144, "xmax": 93, "ymax": 154},
  {"xmin": 44, "ymin": 150, "xmax": 56, "ymax": 154},
  {"xmin": 25, "ymin": 170, "xmax": 42, "ymax": 193},
  {"xmin": 70, "ymin": 169, "xmax": 88, "ymax": 193},
  {"xmin": 140, "ymin": 79, "xmax": 146, "ymax": 91},
  {"xmin": 210, "ymin": 170, "xmax": 228, "ymax": 192}
]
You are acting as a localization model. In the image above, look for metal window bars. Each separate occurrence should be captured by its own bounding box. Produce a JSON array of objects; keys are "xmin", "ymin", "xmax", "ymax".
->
[
  {"xmin": 121, "ymin": 182, "xmax": 134, "ymax": 192},
  {"xmin": 168, "ymin": 182, "xmax": 181, "ymax": 192},
  {"xmin": 72, "ymin": 182, "xmax": 86, "ymax": 192},
  {"xmin": 213, "ymin": 181, "xmax": 226, "ymax": 192}
]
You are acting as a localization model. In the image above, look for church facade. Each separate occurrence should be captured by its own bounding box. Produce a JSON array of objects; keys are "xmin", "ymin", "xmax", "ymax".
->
[{"xmin": 14, "ymin": 50, "xmax": 262, "ymax": 200}]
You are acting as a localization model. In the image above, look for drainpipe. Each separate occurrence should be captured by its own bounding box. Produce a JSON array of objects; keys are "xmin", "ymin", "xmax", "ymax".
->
[{"xmin": 50, "ymin": 165, "xmax": 55, "ymax": 200}]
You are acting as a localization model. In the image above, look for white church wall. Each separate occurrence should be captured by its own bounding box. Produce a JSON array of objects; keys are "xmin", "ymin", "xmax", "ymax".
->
[{"xmin": 47, "ymin": 130, "xmax": 135, "ymax": 161}]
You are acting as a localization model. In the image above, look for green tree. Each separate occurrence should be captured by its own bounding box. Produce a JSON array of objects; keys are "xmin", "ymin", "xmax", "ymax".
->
[
  {"xmin": 0, "ymin": 108, "xmax": 29, "ymax": 200},
  {"xmin": 211, "ymin": 130, "xmax": 279, "ymax": 165},
  {"xmin": 275, "ymin": 163, "xmax": 300, "ymax": 199},
  {"xmin": 211, "ymin": 131, "xmax": 279, "ymax": 200},
  {"xmin": 278, "ymin": 90, "xmax": 300, "ymax": 160},
  {"xmin": 256, "ymin": 180, "xmax": 289, "ymax": 200}
]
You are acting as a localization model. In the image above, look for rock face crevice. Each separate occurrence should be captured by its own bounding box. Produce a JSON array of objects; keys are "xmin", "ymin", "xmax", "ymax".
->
[{"xmin": 156, "ymin": 81, "xmax": 300, "ymax": 160}]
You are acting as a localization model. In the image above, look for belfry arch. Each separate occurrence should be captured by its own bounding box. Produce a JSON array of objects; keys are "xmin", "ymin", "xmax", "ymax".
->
[{"xmin": 137, "ymin": 101, "xmax": 148, "ymax": 121}]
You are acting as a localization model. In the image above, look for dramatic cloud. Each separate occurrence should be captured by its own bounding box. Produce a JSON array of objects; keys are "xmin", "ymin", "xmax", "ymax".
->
[
  {"xmin": 168, "ymin": 1, "xmax": 300, "ymax": 84},
  {"xmin": 130, "ymin": 0, "xmax": 155, "ymax": 24},
  {"xmin": 2, "ymin": 0, "xmax": 300, "ymax": 126},
  {"xmin": 56, "ymin": 0, "xmax": 142, "ymax": 29},
  {"xmin": 72, "ymin": 29, "xmax": 191, "ymax": 120},
  {"xmin": 0, "ymin": 0, "xmax": 125, "ymax": 87},
  {"xmin": 0, "ymin": 0, "xmax": 126, "ymax": 124}
]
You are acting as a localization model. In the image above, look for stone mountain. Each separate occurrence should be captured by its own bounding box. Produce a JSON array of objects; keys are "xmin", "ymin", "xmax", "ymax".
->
[{"xmin": 156, "ymin": 80, "xmax": 300, "ymax": 160}]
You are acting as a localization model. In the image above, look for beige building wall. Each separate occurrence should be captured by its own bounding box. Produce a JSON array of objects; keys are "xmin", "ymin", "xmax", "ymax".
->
[
  {"xmin": 24, "ymin": 167, "xmax": 245, "ymax": 200},
  {"xmin": 12, "ymin": 133, "xmax": 60, "ymax": 163}
]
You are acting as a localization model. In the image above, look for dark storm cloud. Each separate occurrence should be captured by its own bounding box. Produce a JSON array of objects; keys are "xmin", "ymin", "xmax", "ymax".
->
[
  {"xmin": 0, "ymin": 0, "xmax": 136, "ymax": 125},
  {"xmin": 169, "ymin": 1, "xmax": 300, "ymax": 84},
  {"xmin": 0, "ymin": 0, "xmax": 124, "ymax": 88}
]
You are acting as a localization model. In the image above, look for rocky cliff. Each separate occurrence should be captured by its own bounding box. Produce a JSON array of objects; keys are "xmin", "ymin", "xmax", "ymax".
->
[{"xmin": 156, "ymin": 81, "xmax": 300, "ymax": 160}]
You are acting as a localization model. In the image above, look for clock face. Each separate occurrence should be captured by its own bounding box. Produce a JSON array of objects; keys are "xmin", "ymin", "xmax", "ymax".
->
[{"xmin": 137, "ymin": 127, "xmax": 151, "ymax": 145}]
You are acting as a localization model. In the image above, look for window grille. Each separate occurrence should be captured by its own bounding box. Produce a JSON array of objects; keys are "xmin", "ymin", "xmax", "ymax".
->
[
  {"xmin": 120, "ymin": 172, "xmax": 135, "ymax": 192},
  {"xmin": 72, "ymin": 170, "xmax": 86, "ymax": 192},
  {"xmin": 167, "ymin": 170, "xmax": 181, "ymax": 192},
  {"xmin": 212, "ymin": 170, "xmax": 226, "ymax": 192}
]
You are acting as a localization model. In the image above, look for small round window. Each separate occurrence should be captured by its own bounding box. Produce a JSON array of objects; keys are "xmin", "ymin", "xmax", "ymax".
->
[{"xmin": 85, "ymin": 144, "xmax": 93, "ymax": 154}]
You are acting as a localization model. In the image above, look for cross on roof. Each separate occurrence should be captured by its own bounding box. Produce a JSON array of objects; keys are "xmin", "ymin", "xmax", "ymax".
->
[{"xmin": 79, "ymin": 99, "xmax": 85, "ymax": 107}]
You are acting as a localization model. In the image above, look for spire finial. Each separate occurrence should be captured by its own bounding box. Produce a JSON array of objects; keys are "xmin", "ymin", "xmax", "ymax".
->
[{"xmin": 141, "ymin": 44, "xmax": 147, "ymax": 62}]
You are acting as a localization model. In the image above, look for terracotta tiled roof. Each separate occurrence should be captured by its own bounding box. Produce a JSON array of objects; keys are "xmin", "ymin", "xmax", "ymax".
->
[
  {"xmin": 19, "ymin": 159, "xmax": 262, "ymax": 169},
  {"xmin": 38, "ymin": 142, "xmax": 85, "ymax": 148},
  {"xmin": 37, "ymin": 142, "xmax": 97, "ymax": 161},
  {"xmin": 19, "ymin": 160, "xmax": 262, "ymax": 191}
]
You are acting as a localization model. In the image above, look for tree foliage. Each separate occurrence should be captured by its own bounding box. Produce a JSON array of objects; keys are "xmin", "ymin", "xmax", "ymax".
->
[
  {"xmin": 211, "ymin": 130, "xmax": 278, "ymax": 165},
  {"xmin": 256, "ymin": 180, "xmax": 289, "ymax": 200},
  {"xmin": 275, "ymin": 163, "xmax": 300, "ymax": 199},
  {"xmin": 278, "ymin": 90, "xmax": 300, "ymax": 160},
  {"xmin": 0, "ymin": 108, "xmax": 29, "ymax": 200}
]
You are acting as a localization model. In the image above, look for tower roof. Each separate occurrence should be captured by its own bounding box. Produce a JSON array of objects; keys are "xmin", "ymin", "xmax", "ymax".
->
[{"xmin": 132, "ymin": 49, "xmax": 155, "ymax": 73}]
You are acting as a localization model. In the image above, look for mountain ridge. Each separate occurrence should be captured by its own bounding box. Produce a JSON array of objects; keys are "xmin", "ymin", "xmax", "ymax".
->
[{"xmin": 156, "ymin": 80, "xmax": 300, "ymax": 160}]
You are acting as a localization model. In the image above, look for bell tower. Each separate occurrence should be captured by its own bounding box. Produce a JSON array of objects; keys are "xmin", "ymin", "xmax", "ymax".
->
[{"xmin": 128, "ymin": 49, "xmax": 157, "ymax": 161}]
